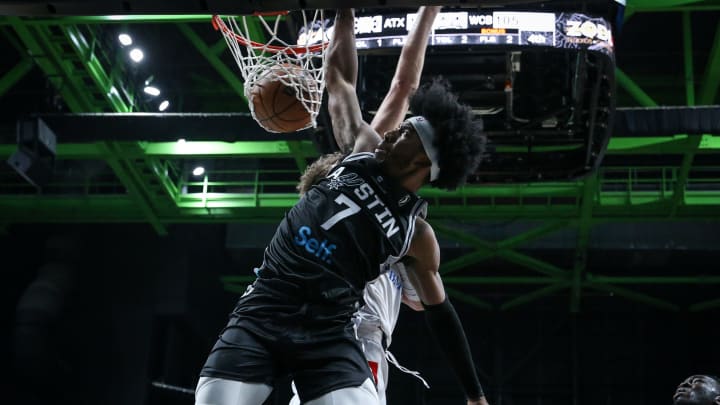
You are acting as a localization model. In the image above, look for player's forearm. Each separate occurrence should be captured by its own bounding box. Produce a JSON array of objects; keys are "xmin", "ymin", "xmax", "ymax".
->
[
  {"xmin": 424, "ymin": 297, "xmax": 485, "ymax": 402},
  {"xmin": 371, "ymin": 6, "xmax": 439, "ymax": 133},
  {"xmin": 326, "ymin": 9, "xmax": 358, "ymax": 92},
  {"xmin": 394, "ymin": 6, "xmax": 440, "ymax": 91},
  {"xmin": 325, "ymin": 9, "xmax": 361, "ymax": 152}
]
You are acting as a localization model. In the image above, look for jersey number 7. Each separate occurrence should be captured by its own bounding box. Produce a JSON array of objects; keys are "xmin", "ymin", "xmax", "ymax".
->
[{"xmin": 320, "ymin": 194, "xmax": 361, "ymax": 230}]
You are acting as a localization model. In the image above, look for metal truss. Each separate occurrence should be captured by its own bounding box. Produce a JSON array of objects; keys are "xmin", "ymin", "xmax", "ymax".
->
[{"xmin": 1, "ymin": 3, "xmax": 719, "ymax": 312}]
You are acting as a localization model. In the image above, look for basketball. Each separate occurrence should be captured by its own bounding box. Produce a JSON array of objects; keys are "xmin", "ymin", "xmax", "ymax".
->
[{"xmin": 249, "ymin": 63, "xmax": 318, "ymax": 133}]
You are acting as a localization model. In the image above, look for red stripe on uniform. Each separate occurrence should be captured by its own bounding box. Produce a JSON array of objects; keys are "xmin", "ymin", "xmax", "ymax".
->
[{"xmin": 367, "ymin": 361, "xmax": 379, "ymax": 385}]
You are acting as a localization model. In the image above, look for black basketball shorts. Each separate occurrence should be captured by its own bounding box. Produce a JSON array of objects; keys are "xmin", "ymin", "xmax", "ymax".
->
[{"xmin": 199, "ymin": 319, "xmax": 374, "ymax": 402}]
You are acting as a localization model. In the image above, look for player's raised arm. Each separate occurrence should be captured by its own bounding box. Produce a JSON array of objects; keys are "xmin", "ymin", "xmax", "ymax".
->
[
  {"xmin": 325, "ymin": 8, "xmax": 381, "ymax": 154},
  {"xmin": 371, "ymin": 6, "xmax": 440, "ymax": 135}
]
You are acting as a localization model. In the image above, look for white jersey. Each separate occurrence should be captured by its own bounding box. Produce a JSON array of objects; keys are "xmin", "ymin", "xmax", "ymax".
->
[
  {"xmin": 355, "ymin": 266, "xmax": 403, "ymax": 347},
  {"xmin": 291, "ymin": 262, "xmax": 427, "ymax": 405}
]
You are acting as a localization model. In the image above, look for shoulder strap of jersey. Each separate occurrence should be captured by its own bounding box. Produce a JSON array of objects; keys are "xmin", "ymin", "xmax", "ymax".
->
[
  {"xmin": 342, "ymin": 152, "xmax": 374, "ymax": 163},
  {"xmin": 381, "ymin": 198, "xmax": 427, "ymax": 268}
]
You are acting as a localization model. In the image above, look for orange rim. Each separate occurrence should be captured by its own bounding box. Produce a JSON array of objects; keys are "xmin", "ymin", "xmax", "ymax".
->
[{"xmin": 212, "ymin": 14, "xmax": 328, "ymax": 55}]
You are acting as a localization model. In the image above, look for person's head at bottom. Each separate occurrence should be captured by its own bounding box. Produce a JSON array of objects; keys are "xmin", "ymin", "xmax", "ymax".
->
[
  {"xmin": 674, "ymin": 375, "xmax": 720, "ymax": 405},
  {"xmin": 374, "ymin": 76, "xmax": 487, "ymax": 192}
]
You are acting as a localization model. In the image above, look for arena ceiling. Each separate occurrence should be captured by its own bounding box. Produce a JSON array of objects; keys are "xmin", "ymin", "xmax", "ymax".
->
[{"xmin": 1, "ymin": 0, "xmax": 719, "ymax": 312}]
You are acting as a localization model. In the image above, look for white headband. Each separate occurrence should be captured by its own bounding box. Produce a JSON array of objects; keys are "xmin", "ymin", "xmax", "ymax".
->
[{"xmin": 407, "ymin": 116, "xmax": 440, "ymax": 182}]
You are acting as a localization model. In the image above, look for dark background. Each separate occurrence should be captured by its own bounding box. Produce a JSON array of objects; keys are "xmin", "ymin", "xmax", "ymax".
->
[{"xmin": 2, "ymin": 222, "xmax": 719, "ymax": 405}]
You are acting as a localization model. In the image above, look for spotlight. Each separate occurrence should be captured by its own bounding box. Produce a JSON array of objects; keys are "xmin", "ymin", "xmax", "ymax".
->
[
  {"xmin": 143, "ymin": 86, "xmax": 160, "ymax": 96},
  {"xmin": 192, "ymin": 166, "xmax": 205, "ymax": 176},
  {"xmin": 177, "ymin": 138, "xmax": 186, "ymax": 143},
  {"xmin": 118, "ymin": 33, "xmax": 132, "ymax": 46},
  {"xmin": 129, "ymin": 48, "xmax": 144, "ymax": 63},
  {"xmin": 158, "ymin": 100, "xmax": 170, "ymax": 111}
]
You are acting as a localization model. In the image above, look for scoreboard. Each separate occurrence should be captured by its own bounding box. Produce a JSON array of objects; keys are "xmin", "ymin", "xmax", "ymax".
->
[{"xmin": 298, "ymin": 10, "xmax": 614, "ymax": 55}]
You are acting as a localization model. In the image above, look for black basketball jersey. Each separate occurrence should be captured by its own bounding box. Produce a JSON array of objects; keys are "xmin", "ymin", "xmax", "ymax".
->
[{"xmin": 231, "ymin": 153, "xmax": 427, "ymax": 339}]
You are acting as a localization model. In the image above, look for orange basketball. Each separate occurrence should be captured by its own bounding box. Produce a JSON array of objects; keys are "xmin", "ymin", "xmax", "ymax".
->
[{"xmin": 249, "ymin": 63, "xmax": 318, "ymax": 133}]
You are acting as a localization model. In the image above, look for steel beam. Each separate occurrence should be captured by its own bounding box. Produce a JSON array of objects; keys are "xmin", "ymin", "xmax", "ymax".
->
[
  {"xmin": 682, "ymin": 11, "xmax": 695, "ymax": 105},
  {"xmin": 431, "ymin": 223, "xmax": 495, "ymax": 275},
  {"xmin": 613, "ymin": 106, "xmax": 720, "ymax": 137},
  {"xmin": 14, "ymin": 113, "xmax": 304, "ymax": 142},
  {"xmin": 176, "ymin": 207, "xmax": 293, "ymax": 218},
  {"xmin": 436, "ymin": 221, "xmax": 569, "ymax": 275},
  {"xmin": 1, "ymin": 194, "xmax": 718, "ymax": 223},
  {"xmin": 0, "ymin": 58, "xmax": 33, "ymax": 97},
  {"xmin": 211, "ymin": 38, "xmax": 228, "ymax": 56},
  {"xmin": 176, "ymin": 194, "xmax": 299, "ymax": 208},
  {"xmin": 615, "ymin": 68, "xmax": 659, "ymax": 107},
  {"xmin": 143, "ymin": 140, "xmax": 316, "ymax": 158},
  {"xmin": 670, "ymin": 135, "xmax": 702, "ymax": 216},
  {"xmin": 500, "ymin": 282, "xmax": 571, "ymax": 311},
  {"xmin": 63, "ymin": 24, "xmax": 133, "ymax": 112},
  {"xmin": 8, "ymin": 16, "xmax": 95, "ymax": 112},
  {"xmin": 59, "ymin": 18, "xmax": 173, "ymax": 234},
  {"xmin": 498, "ymin": 250, "xmax": 568, "ymax": 278},
  {"xmin": 177, "ymin": 23, "xmax": 247, "ymax": 104},
  {"xmin": 10, "ymin": 108, "xmax": 718, "ymax": 143},
  {"xmin": 432, "ymin": 222, "xmax": 569, "ymax": 278},
  {"xmin": 585, "ymin": 282, "xmax": 680, "ymax": 311},
  {"xmin": 570, "ymin": 175, "xmax": 596, "ymax": 312},
  {"xmin": 606, "ymin": 135, "xmax": 720, "ymax": 155},
  {"xmin": 148, "ymin": 158, "xmax": 180, "ymax": 202},
  {"xmin": 438, "ymin": 250, "xmax": 497, "ymax": 275},
  {"xmin": 103, "ymin": 142, "xmax": 167, "ymax": 235},
  {"xmin": 496, "ymin": 221, "xmax": 571, "ymax": 250},
  {"xmin": 421, "ymin": 183, "xmax": 581, "ymax": 199},
  {"xmin": 698, "ymin": 21, "xmax": 720, "ymax": 104},
  {"xmin": 689, "ymin": 298, "xmax": 720, "ymax": 312},
  {"xmin": 0, "ymin": 195, "xmax": 142, "ymax": 221},
  {"xmin": 0, "ymin": 25, "xmax": 26, "ymax": 53},
  {"xmin": 6, "ymin": 137, "xmax": 315, "ymax": 170}
]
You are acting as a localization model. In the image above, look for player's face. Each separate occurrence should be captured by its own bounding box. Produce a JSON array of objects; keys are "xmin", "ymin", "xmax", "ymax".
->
[
  {"xmin": 673, "ymin": 375, "xmax": 720, "ymax": 405},
  {"xmin": 375, "ymin": 122, "xmax": 427, "ymax": 170}
]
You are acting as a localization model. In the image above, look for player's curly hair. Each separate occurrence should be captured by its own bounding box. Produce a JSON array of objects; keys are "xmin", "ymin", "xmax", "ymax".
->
[
  {"xmin": 297, "ymin": 152, "xmax": 344, "ymax": 195},
  {"xmin": 409, "ymin": 76, "xmax": 487, "ymax": 190}
]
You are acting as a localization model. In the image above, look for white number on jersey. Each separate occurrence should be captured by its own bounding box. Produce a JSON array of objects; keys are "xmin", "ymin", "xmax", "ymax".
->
[{"xmin": 321, "ymin": 194, "xmax": 361, "ymax": 230}]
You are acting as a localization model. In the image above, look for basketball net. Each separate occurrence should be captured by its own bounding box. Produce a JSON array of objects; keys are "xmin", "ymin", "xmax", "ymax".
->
[{"xmin": 212, "ymin": 11, "xmax": 328, "ymax": 132}]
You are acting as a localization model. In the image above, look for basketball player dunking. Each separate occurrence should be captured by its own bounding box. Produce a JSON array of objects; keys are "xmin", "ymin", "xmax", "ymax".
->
[
  {"xmin": 289, "ymin": 7, "xmax": 439, "ymax": 405},
  {"xmin": 291, "ymin": 153, "xmax": 430, "ymax": 405},
  {"xmin": 195, "ymin": 7, "xmax": 489, "ymax": 405}
]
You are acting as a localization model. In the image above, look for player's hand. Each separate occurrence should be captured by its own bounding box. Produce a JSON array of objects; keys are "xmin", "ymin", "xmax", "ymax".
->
[{"xmin": 467, "ymin": 396, "xmax": 489, "ymax": 405}]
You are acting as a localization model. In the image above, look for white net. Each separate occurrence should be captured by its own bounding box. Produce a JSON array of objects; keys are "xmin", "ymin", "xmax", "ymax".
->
[{"xmin": 213, "ymin": 11, "xmax": 328, "ymax": 133}]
